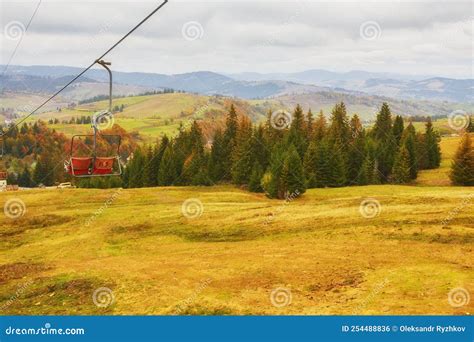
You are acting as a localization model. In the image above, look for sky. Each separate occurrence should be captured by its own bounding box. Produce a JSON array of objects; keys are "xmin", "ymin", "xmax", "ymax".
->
[{"xmin": 0, "ymin": 0, "xmax": 473, "ymax": 78}]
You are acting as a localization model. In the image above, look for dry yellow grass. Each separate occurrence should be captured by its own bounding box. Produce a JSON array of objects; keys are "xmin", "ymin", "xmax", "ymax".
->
[{"xmin": 0, "ymin": 184, "xmax": 472, "ymax": 315}]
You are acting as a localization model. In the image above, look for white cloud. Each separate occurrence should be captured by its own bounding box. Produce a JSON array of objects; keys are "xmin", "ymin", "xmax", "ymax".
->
[{"xmin": 0, "ymin": 0, "xmax": 472, "ymax": 78}]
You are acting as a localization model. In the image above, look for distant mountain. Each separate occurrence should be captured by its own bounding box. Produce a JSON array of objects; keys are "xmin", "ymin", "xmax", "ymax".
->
[
  {"xmin": 1, "ymin": 65, "xmax": 333, "ymax": 100},
  {"xmin": 229, "ymin": 70, "xmax": 473, "ymax": 103},
  {"xmin": 1, "ymin": 65, "xmax": 472, "ymax": 106}
]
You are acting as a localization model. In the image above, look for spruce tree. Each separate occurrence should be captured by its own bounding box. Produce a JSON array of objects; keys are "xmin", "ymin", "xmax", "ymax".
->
[
  {"xmin": 347, "ymin": 115, "xmax": 366, "ymax": 184},
  {"xmin": 303, "ymin": 141, "xmax": 318, "ymax": 188},
  {"xmin": 208, "ymin": 129, "xmax": 225, "ymax": 182},
  {"xmin": 248, "ymin": 162, "xmax": 264, "ymax": 193},
  {"xmin": 450, "ymin": 133, "xmax": 474, "ymax": 186},
  {"xmin": 313, "ymin": 110, "xmax": 327, "ymax": 142},
  {"xmin": 18, "ymin": 166, "xmax": 32, "ymax": 187},
  {"xmin": 231, "ymin": 116, "xmax": 253, "ymax": 185},
  {"xmin": 313, "ymin": 139, "xmax": 332, "ymax": 188},
  {"xmin": 392, "ymin": 115, "xmax": 404, "ymax": 145},
  {"xmin": 401, "ymin": 123, "xmax": 418, "ymax": 179},
  {"xmin": 392, "ymin": 145, "xmax": 411, "ymax": 184},
  {"xmin": 424, "ymin": 117, "xmax": 441, "ymax": 169},
  {"xmin": 281, "ymin": 145, "xmax": 306, "ymax": 197},
  {"xmin": 286, "ymin": 104, "xmax": 307, "ymax": 159},
  {"xmin": 306, "ymin": 109, "xmax": 314, "ymax": 139},
  {"xmin": 222, "ymin": 104, "xmax": 238, "ymax": 180}
]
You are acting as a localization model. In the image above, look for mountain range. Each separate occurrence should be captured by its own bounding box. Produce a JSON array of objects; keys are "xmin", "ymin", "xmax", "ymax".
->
[{"xmin": 2, "ymin": 65, "xmax": 472, "ymax": 103}]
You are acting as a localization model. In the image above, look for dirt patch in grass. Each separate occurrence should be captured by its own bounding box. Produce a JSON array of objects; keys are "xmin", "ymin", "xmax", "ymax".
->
[
  {"xmin": 304, "ymin": 270, "xmax": 364, "ymax": 293},
  {"xmin": 0, "ymin": 262, "xmax": 50, "ymax": 284}
]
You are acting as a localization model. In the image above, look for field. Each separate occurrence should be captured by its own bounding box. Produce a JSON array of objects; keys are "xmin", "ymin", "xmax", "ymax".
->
[{"xmin": 0, "ymin": 184, "xmax": 473, "ymax": 315}]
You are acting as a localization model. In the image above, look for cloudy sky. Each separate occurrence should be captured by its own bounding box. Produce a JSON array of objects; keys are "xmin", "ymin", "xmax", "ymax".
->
[{"xmin": 0, "ymin": 0, "xmax": 472, "ymax": 78}]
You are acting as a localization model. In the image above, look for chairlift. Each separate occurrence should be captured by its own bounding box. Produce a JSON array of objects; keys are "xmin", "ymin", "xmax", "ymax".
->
[{"xmin": 65, "ymin": 60, "xmax": 122, "ymax": 177}]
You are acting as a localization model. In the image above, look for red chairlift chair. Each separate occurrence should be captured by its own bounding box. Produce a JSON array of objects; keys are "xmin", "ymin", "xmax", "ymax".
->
[{"xmin": 65, "ymin": 60, "xmax": 122, "ymax": 177}]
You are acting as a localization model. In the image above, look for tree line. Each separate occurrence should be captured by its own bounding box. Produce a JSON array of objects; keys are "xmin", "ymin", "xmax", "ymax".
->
[{"xmin": 123, "ymin": 102, "xmax": 444, "ymax": 198}]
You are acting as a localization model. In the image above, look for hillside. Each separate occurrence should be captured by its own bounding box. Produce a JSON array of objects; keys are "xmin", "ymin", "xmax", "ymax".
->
[{"xmin": 0, "ymin": 184, "xmax": 472, "ymax": 315}]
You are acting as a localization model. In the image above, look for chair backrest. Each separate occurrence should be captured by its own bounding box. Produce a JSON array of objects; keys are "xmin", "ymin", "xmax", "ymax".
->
[
  {"xmin": 69, "ymin": 157, "xmax": 93, "ymax": 176},
  {"xmin": 93, "ymin": 157, "xmax": 115, "ymax": 174}
]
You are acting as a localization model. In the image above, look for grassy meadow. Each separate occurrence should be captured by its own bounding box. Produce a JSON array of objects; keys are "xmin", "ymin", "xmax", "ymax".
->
[{"xmin": 0, "ymin": 135, "xmax": 473, "ymax": 315}]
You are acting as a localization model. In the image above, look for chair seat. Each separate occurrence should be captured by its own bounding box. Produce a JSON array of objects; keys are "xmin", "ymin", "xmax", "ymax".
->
[{"xmin": 93, "ymin": 157, "xmax": 115, "ymax": 174}]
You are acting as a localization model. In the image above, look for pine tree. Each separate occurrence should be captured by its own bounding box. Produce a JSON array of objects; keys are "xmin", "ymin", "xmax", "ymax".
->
[
  {"xmin": 286, "ymin": 104, "xmax": 307, "ymax": 159},
  {"xmin": 262, "ymin": 144, "xmax": 285, "ymax": 198},
  {"xmin": 280, "ymin": 145, "xmax": 306, "ymax": 197},
  {"xmin": 18, "ymin": 166, "xmax": 32, "ymax": 187},
  {"xmin": 401, "ymin": 123, "xmax": 418, "ymax": 179},
  {"xmin": 306, "ymin": 109, "xmax": 314, "ymax": 140},
  {"xmin": 208, "ymin": 129, "xmax": 225, "ymax": 182},
  {"xmin": 313, "ymin": 110, "xmax": 326, "ymax": 142},
  {"xmin": 222, "ymin": 104, "xmax": 239, "ymax": 180},
  {"xmin": 313, "ymin": 139, "xmax": 332, "ymax": 188},
  {"xmin": 231, "ymin": 116, "xmax": 253, "ymax": 185},
  {"xmin": 424, "ymin": 117, "xmax": 441, "ymax": 169},
  {"xmin": 328, "ymin": 102, "xmax": 350, "ymax": 150},
  {"xmin": 392, "ymin": 145, "xmax": 411, "ymax": 184},
  {"xmin": 373, "ymin": 102, "xmax": 393, "ymax": 141},
  {"xmin": 347, "ymin": 115, "xmax": 366, "ymax": 184},
  {"xmin": 392, "ymin": 115, "xmax": 404, "ymax": 145},
  {"xmin": 303, "ymin": 141, "xmax": 318, "ymax": 188},
  {"xmin": 157, "ymin": 145, "xmax": 177, "ymax": 186},
  {"xmin": 328, "ymin": 146, "xmax": 346, "ymax": 187},
  {"xmin": 248, "ymin": 162, "xmax": 264, "ymax": 193},
  {"xmin": 450, "ymin": 133, "xmax": 474, "ymax": 186}
]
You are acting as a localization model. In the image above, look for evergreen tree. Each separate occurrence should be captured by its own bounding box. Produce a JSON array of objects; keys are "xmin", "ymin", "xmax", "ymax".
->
[
  {"xmin": 450, "ymin": 133, "xmax": 474, "ymax": 186},
  {"xmin": 313, "ymin": 139, "xmax": 332, "ymax": 188},
  {"xmin": 208, "ymin": 129, "xmax": 225, "ymax": 182},
  {"xmin": 231, "ymin": 116, "xmax": 253, "ymax": 185},
  {"xmin": 280, "ymin": 145, "xmax": 306, "ymax": 196},
  {"xmin": 392, "ymin": 145, "xmax": 411, "ymax": 184},
  {"xmin": 328, "ymin": 146, "xmax": 346, "ymax": 187},
  {"xmin": 373, "ymin": 102, "xmax": 393, "ymax": 141},
  {"xmin": 303, "ymin": 141, "xmax": 318, "ymax": 188},
  {"xmin": 424, "ymin": 117, "xmax": 441, "ymax": 169},
  {"xmin": 306, "ymin": 109, "xmax": 314, "ymax": 139},
  {"xmin": 248, "ymin": 161, "xmax": 264, "ymax": 193},
  {"xmin": 313, "ymin": 110, "xmax": 326, "ymax": 142},
  {"xmin": 347, "ymin": 115, "xmax": 366, "ymax": 184},
  {"xmin": 401, "ymin": 122, "xmax": 418, "ymax": 179},
  {"xmin": 222, "ymin": 104, "xmax": 239, "ymax": 180},
  {"xmin": 286, "ymin": 104, "xmax": 307, "ymax": 159},
  {"xmin": 18, "ymin": 166, "xmax": 33, "ymax": 187},
  {"xmin": 262, "ymin": 144, "xmax": 285, "ymax": 198},
  {"xmin": 372, "ymin": 103, "xmax": 396, "ymax": 182},
  {"xmin": 158, "ymin": 145, "xmax": 177, "ymax": 186},
  {"xmin": 392, "ymin": 115, "xmax": 404, "ymax": 145}
]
